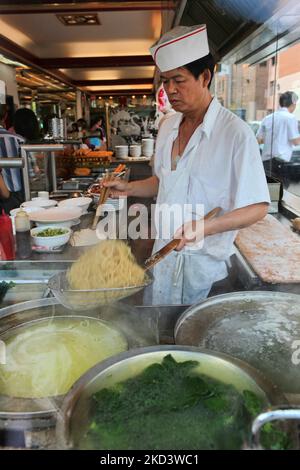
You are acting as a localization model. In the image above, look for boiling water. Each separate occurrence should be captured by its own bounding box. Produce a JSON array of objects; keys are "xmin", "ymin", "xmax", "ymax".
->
[{"xmin": 0, "ymin": 317, "xmax": 127, "ymax": 398}]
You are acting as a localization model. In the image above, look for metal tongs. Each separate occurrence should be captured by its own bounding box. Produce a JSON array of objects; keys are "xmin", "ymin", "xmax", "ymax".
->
[{"xmin": 143, "ymin": 207, "xmax": 221, "ymax": 271}]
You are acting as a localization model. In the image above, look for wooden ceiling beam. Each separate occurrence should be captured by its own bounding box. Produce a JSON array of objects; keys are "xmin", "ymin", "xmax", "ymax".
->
[
  {"xmin": 88, "ymin": 89, "xmax": 154, "ymax": 96},
  {"xmin": 74, "ymin": 78, "xmax": 153, "ymax": 86},
  {"xmin": 0, "ymin": 1, "xmax": 177, "ymax": 14},
  {"xmin": 38, "ymin": 55, "xmax": 154, "ymax": 69}
]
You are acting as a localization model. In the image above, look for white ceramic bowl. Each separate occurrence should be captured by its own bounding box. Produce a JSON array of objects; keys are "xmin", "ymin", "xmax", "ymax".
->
[
  {"xmin": 31, "ymin": 226, "xmax": 72, "ymax": 249},
  {"xmin": 115, "ymin": 145, "xmax": 129, "ymax": 159},
  {"xmin": 29, "ymin": 207, "xmax": 82, "ymax": 227},
  {"xmin": 10, "ymin": 206, "xmax": 41, "ymax": 217},
  {"xmin": 22, "ymin": 199, "xmax": 57, "ymax": 209},
  {"xmin": 58, "ymin": 197, "xmax": 92, "ymax": 214},
  {"xmin": 130, "ymin": 145, "xmax": 142, "ymax": 158}
]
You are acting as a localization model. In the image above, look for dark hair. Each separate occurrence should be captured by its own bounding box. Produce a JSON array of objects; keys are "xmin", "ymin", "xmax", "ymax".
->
[
  {"xmin": 0, "ymin": 104, "xmax": 7, "ymax": 121},
  {"xmin": 90, "ymin": 115, "xmax": 104, "ymax": 128},
  {"xmin": 77, "ymin": 118, "xmax": 87, "ymax": 130},
  {"xmin": 13, "ymin": 108, "xmax": 40, "ymax": 141},
  {"xmin": 183, "ymin": 53, "xmax": 215, "ymax": 89},
  {"xmin": 279, "ymin": 91, "xmax": 298, "ymax": 108}
]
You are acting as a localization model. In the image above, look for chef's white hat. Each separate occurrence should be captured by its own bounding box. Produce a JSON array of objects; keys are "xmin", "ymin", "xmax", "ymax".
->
[{"xmin": 150, "ymin": 24, "xmax": 209, "ymax": 72}]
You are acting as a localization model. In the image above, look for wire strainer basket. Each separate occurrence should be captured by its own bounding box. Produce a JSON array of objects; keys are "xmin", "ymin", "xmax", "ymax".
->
[{"xmin": 48, "ymin": 271, "xmax": 153, "ymax": 311}]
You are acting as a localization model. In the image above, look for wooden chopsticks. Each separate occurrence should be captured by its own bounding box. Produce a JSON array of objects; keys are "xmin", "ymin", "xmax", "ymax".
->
[
  {"xmin": 91, "ymin": 164, "xmax": 127, "ymax": 230},
  {"xmin": 143, "ymin": 207, "xmax": 222, "ymax": 271}
]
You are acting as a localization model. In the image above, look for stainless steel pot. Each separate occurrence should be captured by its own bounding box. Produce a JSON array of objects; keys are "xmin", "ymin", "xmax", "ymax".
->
[
  {"xmin": 174, "ymin": 291, "xmax": 300, "ymax": 401},
  {"xmin": 0, "ymin": 298, "xmax": 157, "ymax": 447},
  {"xmin": 56, "ymin": 345, "xmax": 288, "ymax": 450}
]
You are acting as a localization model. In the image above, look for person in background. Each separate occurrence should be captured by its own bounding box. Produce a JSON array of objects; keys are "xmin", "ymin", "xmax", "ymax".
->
[
  {"xmin": 0, "ymin": 104, "xmax": 24, "ymax": 213},
  {"xmin": 12, "ymin": 108, "xmax": 40, "ymax": 142},
  {"xmin": 88, "ymin": 115, "xmax": 107, "ymax": 149},
  {"xmin": 90, "ymin": 115, "xmax": 106, "ymax": 141},
  {"xmin": 257, "ymin": 91, "xmax": 300, "ymax": 174},
  {"xmin": 11, "ymin": 108, "xmax": 41, "ymax": 177},
  {"xmin": 77, "ymin": 118, "xmax": 88, "ymax": 140}
]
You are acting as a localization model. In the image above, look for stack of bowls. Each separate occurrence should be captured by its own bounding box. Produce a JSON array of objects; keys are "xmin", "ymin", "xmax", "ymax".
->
[
  {"xmin": 21, "ymin": 199, "xmax": 57, "ymax": 210},
  {"xmin": 115, "ymin": 145, "xmax": 128, "ymax": 159},
  {"xmin": 58, "ymin": 197, "xmax": 92, "ymax": 215},
  {"xmin": 142, "ymin": 138, "xmax": 154, "ymax": 157}
]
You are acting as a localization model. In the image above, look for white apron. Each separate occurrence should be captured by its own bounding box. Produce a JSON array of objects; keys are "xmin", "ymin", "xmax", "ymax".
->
[{"xmin": 146, "ymin": 133, "xmax": 227, "ymax": 306}]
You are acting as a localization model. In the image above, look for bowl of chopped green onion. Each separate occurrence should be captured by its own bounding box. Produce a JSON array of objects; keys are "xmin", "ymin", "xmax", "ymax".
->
[{"xmin": 31, "ymin": 226, "xmax": 72, "ymax": 249}]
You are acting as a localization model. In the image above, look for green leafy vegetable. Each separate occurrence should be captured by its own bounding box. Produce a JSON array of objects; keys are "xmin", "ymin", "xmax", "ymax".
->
[
  {"xmin": 35, "ymin": 228, "xmax": 68, "ymax": 237},
  {"xmin": 0, "ymin": 281, "xmax": 15, "ymax": 304},
  {"xmin": 81, "ymin": 354, "xmax": 292, "ymax": 450}
]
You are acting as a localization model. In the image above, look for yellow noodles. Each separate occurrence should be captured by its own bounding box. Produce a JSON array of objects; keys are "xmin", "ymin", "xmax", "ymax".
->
[{"xmin": 67, "ymin": 240, "xmax": 145, "ymax": 291}]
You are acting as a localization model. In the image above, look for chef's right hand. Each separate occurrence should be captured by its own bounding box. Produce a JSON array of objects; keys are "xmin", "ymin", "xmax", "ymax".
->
[{"xmin": 102, "ymin": 179, "xmax": 130, "ymax": 198}]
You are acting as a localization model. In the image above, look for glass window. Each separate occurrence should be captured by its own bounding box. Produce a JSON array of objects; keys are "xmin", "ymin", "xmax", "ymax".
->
[{"xmin": 214, "ymin": 22, "xmax": 300, "ymax": 212}]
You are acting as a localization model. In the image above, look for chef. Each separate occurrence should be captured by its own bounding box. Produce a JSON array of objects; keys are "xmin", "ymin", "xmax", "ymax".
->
[{"xmin": 105, "ymin": 24, "xmax": 270, "ymax": 305}]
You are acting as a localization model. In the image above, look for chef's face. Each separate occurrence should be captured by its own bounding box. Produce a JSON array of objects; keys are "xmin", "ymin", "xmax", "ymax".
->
[{"xmin": 160, "ymin": 67, "xmax": 211, "ymax": 114}]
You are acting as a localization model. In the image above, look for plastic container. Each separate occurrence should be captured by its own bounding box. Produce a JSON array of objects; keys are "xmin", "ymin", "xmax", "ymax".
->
[
  {"xmin": 0, "ymin": 209, "xmax": 15, "ymax": 260},
  {"xmin": 15, "ymin": 209, "xmax": 32, "ymax": 259}
]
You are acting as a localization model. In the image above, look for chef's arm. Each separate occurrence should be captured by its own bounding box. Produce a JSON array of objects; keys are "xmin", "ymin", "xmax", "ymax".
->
[
  {"xmin": 175, "ymin": 202, "xmax": 268, "ymax": 251},
  {"xmin": 103, "ymin": 175, "xmax": 159, "ymax": 198},
  {"xmin": 204, "ymin": 202, "xmax": 269, "ymax": 237}
]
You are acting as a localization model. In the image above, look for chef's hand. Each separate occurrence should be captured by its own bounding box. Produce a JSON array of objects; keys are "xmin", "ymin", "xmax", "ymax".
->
[
  {"xmin": 174, "ymin": 219, "xmax": 204, "ymax": 251},
  {"xmin": 102, "ymin": 179, "xmax": 130, "ymax": 198}
]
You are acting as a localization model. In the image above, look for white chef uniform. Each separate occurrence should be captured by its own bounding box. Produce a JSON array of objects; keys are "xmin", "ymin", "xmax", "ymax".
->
[{"xmin": 147, "ymin": 98, "xmax": 270, "ymax": 305}]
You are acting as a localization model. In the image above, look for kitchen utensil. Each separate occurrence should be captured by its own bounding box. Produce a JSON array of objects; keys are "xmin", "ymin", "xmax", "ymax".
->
[
  {"xmin": 91, "ymin": 171, "xmax": 113, "ymax": 229},
  {"xmin": 47, "ymin": 270, "xmax": 153, "ymax": 311},
  {"xmin": 143, "ymin": 207, "xmax": 221, "ymax": 271},
  {"xmin": 91, "ymin": 166, "xmax": 127, "ymax": 229}
]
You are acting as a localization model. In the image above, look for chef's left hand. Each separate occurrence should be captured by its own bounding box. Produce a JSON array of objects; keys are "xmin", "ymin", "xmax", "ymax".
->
[{"xmin": 174, "ymin": 219, "xmax": 204, "ymax": 251}]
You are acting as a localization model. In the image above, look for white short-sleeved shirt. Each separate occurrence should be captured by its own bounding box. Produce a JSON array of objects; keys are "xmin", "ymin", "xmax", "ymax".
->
[
  {"xmin": 256, "ymin": 108, "xmax": 300, "ymax": 162},
  {"xmin": 154, "ymin": 97, "xmax": 270, "ymax": 260}
]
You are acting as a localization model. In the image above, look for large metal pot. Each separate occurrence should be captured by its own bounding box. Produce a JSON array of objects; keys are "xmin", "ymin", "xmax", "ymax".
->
[
  {"xmin": 175, "ymin": 291, "xmax": 300, "ymax": 402},
  {"xmin": 0, "ymin": 298, "xmax": 157, "ymax": 448},
  {"xmin": 56, "ymin": 345, "xmax": 288, "ymax": 450}
]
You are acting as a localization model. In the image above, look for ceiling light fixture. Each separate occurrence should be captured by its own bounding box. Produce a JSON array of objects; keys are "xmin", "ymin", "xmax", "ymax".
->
[{"xmin": 56, "ymin": 14, "xmax": 100, "ymax": 26}]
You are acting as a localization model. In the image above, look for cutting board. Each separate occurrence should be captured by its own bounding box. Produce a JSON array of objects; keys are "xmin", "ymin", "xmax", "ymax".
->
[{"xmin": 235, "ymin": 214, "xmax": 300, "ymax": 283}]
